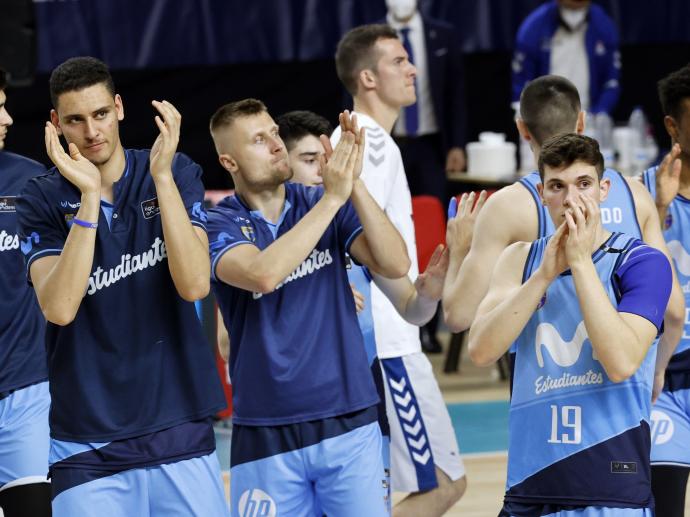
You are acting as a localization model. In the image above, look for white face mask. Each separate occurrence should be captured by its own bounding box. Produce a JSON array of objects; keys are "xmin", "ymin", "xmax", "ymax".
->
[
  {"xmin": 560, "ymin": 7, "xmax": 588, "ymax": 29},
  {"xmin": 386, "ymin": 0, "xmax": 417, "ymax": 21}
]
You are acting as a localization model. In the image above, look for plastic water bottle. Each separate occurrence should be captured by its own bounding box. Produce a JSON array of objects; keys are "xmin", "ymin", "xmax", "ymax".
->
[
  {"xmin": 595, "ymin": 113, "xmax": 614, "ymax": 168},
  {"xmin": 628, "ymin": 107, "xmax": 648, "ymax": 174}
]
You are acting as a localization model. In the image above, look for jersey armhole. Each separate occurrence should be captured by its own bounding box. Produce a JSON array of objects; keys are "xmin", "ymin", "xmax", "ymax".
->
[{"xmin": 518, "ymin": 178, "xmax": 546, "ymax": 239}]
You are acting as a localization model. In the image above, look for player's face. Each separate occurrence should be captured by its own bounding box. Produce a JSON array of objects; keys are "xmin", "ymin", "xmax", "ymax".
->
[
  {"xmin": 51, "ymin": 83, "xmax": 124, "ymax": 166},
  {"xmin": 0, "ymin": 90, "xmax": 13, "ymax": 151},
  {"xmin": 539, "ymin": 161, "xmax": 609, "ymax": 226},
  {"xmin": 287, "ymin": 134, "xmax": 325, "ymax": 186},
  {"xmin": 668, "ymin": 99, "xmax": 690, "ymax": 163},
  {"xmin": 228, "ymin": 112, "xmax": 291, "ymax": 190},
  {"xmin": 373, "ymin": 38, "xmax": 417, "ymax": 109}
]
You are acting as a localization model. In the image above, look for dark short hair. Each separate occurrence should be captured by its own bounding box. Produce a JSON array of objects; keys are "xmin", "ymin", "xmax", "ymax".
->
[
  {"xmin": 210, "ymin": 98, "xmax": 267, "ymax": 135},
  {"xmin": 0, "ymin": 69, "xmax": 6, "ymax": 92},
  {"xmin": 538, "ymin": 133, "xmax": 604, "ymax": 181},
  {"xmin": 658, "ymin": 63, "xmax": 690, "ymax": 121},
  {"xmin": 49, "ymin": 57, "xmax": 115, "ymax": 108},
  {"xmin": 275, "ymin": 111, "xmax": 333, "ymax": 151},
  {"xmin": 520, "ymin": 75, "xmax": 581, "ymax": 146},
  {"xmin": 335, "ymin": 24, "xmax": 398, "ymax": 95}
]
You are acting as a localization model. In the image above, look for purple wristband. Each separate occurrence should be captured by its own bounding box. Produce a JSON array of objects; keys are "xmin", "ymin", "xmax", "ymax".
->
[{"xmin": 72, "ymin": 218, "xmax": 98, "ymax": 229}]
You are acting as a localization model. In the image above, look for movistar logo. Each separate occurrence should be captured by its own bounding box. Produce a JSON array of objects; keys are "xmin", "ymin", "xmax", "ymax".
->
[
  {"xmin": 535, "ymin": 321, "xmax": 596, "ymax": 368},
  {"xmin": 20, "ymin": 232, "xmax": 40, "ymax": 255},
  {"xmin": 60, "ymin": 200, "xmax": 81, "ymax": 209},
  {"xmin": 86, "ymin": 237, "xmax": 167, "ymax": 295}
]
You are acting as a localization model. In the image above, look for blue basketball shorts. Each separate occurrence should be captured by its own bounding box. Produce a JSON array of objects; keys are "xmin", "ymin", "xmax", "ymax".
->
[
  {"xmin": 0, "ymin": 381, "xmax": 50, "ymax": 489},
  {"xmin": 230, "ymin": 406, "xmax": 388, "ymax": 517},
  {"xmin": 51, "ymin": 452, "xmax": 229, "ymax": 516},
  {"xmin": 650, "ymin": 387, "xmax": 690, "ymax": 466}
]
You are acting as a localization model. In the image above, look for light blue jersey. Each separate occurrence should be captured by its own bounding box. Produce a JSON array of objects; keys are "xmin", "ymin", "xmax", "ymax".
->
[
  {"xmin": 643, "ymin": 166, "xmax": 690, "ymax": 467},
  {"xmin": 642, "ymin": 167, "xmax": 690, "ymax": 364},
  {"xmin": 505, "ymin": 232, "xmax": 661, "ymax": 509},
  {"xmin": 519, "ymin": 169, "xmax": 642, "ymax": 239}
]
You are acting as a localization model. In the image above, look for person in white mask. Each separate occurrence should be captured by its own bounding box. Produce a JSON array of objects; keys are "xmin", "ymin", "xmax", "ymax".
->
[{"xmin": 511, "ymin": 0, "xmax": 621, "ymax": 116}]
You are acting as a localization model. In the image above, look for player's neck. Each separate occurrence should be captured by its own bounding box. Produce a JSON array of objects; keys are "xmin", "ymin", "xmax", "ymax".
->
[
  {"xmin": 96, "ymin": 143, "xmax": 126, "ymax": 203},
  {"xmin": 236, "ymin": 183, "xmax": 287, "ymax": 224},
  {"xmin": 353, "ymin": 97, "xmax": 398, "ymax": 133}
]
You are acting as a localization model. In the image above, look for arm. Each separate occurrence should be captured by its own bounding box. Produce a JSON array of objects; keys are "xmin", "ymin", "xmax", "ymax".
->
[
  {"xmin": 217, "ymin": 307, "xmax": 229, "ymax": 362},
  {"xmin": 371, "ymin": 243, "xmax": 448, "ymax": 326},
  {"xmin": 27, "ymin": 123, "xmax": 101, "ymax": 326},
  {"xmin": 568, "ymin": 196, "xmax": 671, "ymax": 383},
  {"xmin": 590, "ymin": 24, "xmax": 620, "ymax": 114},
  {"xmin": 216, "ymin": 132, "xmax": 359, "ymax": 293},
  {"xmin": 330, "ymin": 112, "xmax": 409, "ymax": 279},
  {"xmin": 443, "ymin": 185, "xmax": 535, "ymax": 332},
  {"xmin": 149, "ymin": 101, "xmax": 210, "ymax": 301},
  {"xmin": 468, "ymin": 239, "xmax": 554, "ymax": 366},
  {"xmin": 627, "ymin": 174, "xmax": 685, "ymax": 398},
  {"xmin": 348, "ymin": 178, "xmax": 410, "ymax": 279}
]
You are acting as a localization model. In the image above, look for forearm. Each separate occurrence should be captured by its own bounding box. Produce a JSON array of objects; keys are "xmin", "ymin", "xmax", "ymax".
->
[
  {"xmin": 571, "ymin": 260, "xmax": 644, "ymax": 381},
  {"xmin": 468, "ymin": 270, "xmax": 551, "ymax": 366},
  {"xmin": 226, "ymin": 194, "xmax": 342, "ymax": 293},
  {"xmin": 655, "ymin": 279, "xmax": 685, "ymax": 374},
  {"xmin": 373, "ymin": 273, "xmax": 438, "ymax": 326},
  {"xmin": 442, "ymin": 245, "xmax": 480, "ymax": 332},
  {"xmin": 154, "ymin": 173, "xmax": 210, "ymax": 301},
  {"xmin": 350, "ymin": 179, "xmax": 409, "ymax": 278},
  {"xmin": 34, "ymin": 192, "xmax": 100, "ymax": 325}
]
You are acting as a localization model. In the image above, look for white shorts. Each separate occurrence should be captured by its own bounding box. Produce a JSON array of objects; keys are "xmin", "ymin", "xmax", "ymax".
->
[{"xmin": 380, "ymin": 352, "xmax": 465, "ymax": 493}]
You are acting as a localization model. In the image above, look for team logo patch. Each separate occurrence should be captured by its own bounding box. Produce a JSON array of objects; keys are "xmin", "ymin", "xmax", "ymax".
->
[
  {"xmin": 238, "ymin": 488, "xmax": 276, "ymax": 517},
  {"xmin": 141, "ymin": 197, "xmax": 160, "ymax": 219},
  {"xmin": 20, "ymin": 232, "xmax": 40, "ymax": 255},
  {"xmin": 60, "ymin": 200, "xmax": 81, "ymax": 209},
  {"xmin": 241, "ymin": 225, "xmax": 255, "ymax": 242},
  {"xmin": 0, "ymin": 196, "xmax": 16, "ymax": 213}
]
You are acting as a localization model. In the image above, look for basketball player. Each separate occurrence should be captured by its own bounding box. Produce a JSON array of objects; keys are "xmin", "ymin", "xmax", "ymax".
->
[
  {"xmin": 333, "ymin": 25, "xmax": 468, "ymax": 516},
  {"xmin": 471, "ymin": 133, "xmax": 672, "ymax": 515},
  {"xmin": 208, "ymin": 100, "xmax": 409, "ymax": 516},
  {"xmin": 16, "ymin": 57, "xmax": 228, "ymax": 515},
  {"xmin": 443, "ymin": 75, "xmax": 685, "ymax": 403},
  {"xmin": 642, "ymin": 63, "xmax": 690, "ymax": 517},
  {"xmin": 0, "ymin": 68, "xmax": 51, "ymax": 517}
]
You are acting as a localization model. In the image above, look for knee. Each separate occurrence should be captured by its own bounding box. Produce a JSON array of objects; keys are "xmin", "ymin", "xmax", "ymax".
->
[{"xmin": 446, "ymin": 475, "xmax": 467, "ymax": 505}]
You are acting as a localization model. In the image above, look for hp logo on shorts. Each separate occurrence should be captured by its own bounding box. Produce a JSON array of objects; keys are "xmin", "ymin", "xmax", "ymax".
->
[
  {"xmin": 650, "ymin": 409, "xmax": 674, "ymax": 445},
  {"xmin": 238, "ymin": 488, "xmax": 276, "ymax": 517}
]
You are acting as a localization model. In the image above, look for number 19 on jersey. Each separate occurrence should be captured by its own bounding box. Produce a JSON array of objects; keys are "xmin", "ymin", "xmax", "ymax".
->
[{"xmin": 548, "ymin": 405, "xmax": 582, "ymax": 444}]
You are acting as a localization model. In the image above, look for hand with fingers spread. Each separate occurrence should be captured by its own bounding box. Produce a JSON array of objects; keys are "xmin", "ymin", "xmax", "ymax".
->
[
  {"xmin": 150, "ymin": 100, "xmax": 182, "ymax": 180},
  {"xmin": 445, "ymin": 190, "xmax": 487, "ymax": 255},
  {"xmin": 655, "ymin": 143, "xmax": 681, "ymax": 211},
  {"xmin": 320, "ymin": 131, "xmax": 358, "ymax": 205},
  {"xmin": 414, "ymin": 244, "xmax": 450, "ymax": 301},
  {"xmin": 538, "ymin": 221, "xmax": 569, "ymax": 282},
  {"xmin": 564, "ymin": 194, "xmax": 600, "ymax": 267},
  {"xmin": 44, "ymin": 122, "xmax": 100, "ymax": 194}
]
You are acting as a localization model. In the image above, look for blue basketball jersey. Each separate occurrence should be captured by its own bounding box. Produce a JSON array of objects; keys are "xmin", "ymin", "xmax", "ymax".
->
[
  {"xmin": 208, "ymin": 182, "xmax": 378, "ymax": 426},
  {"xmin": 519, "ymin": 170, "xmax": 642, "ymax": 239},
  {"xmin": 0, "ymin": 152, "xmax": 47, "ymax": 393},
  {"xmin": 507, "ymin": 232, "xmax": 662, "ymax": 508},
  {"xmin": 16, "ymin": 149, "xmax": 226, "ymax": 442},
  {"xmin": 642, "ymin": 167, "xmax": 690, "ymax": 372}
]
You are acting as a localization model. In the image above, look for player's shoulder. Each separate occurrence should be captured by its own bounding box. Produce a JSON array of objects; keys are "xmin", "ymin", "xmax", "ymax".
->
[
  {"xmin": 0, "ymin": 151, "xmax": 46, "ymax": 176},
  {"xmin": 481, "ymin": 181, "xmax": 537, "ymax": 219}
]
